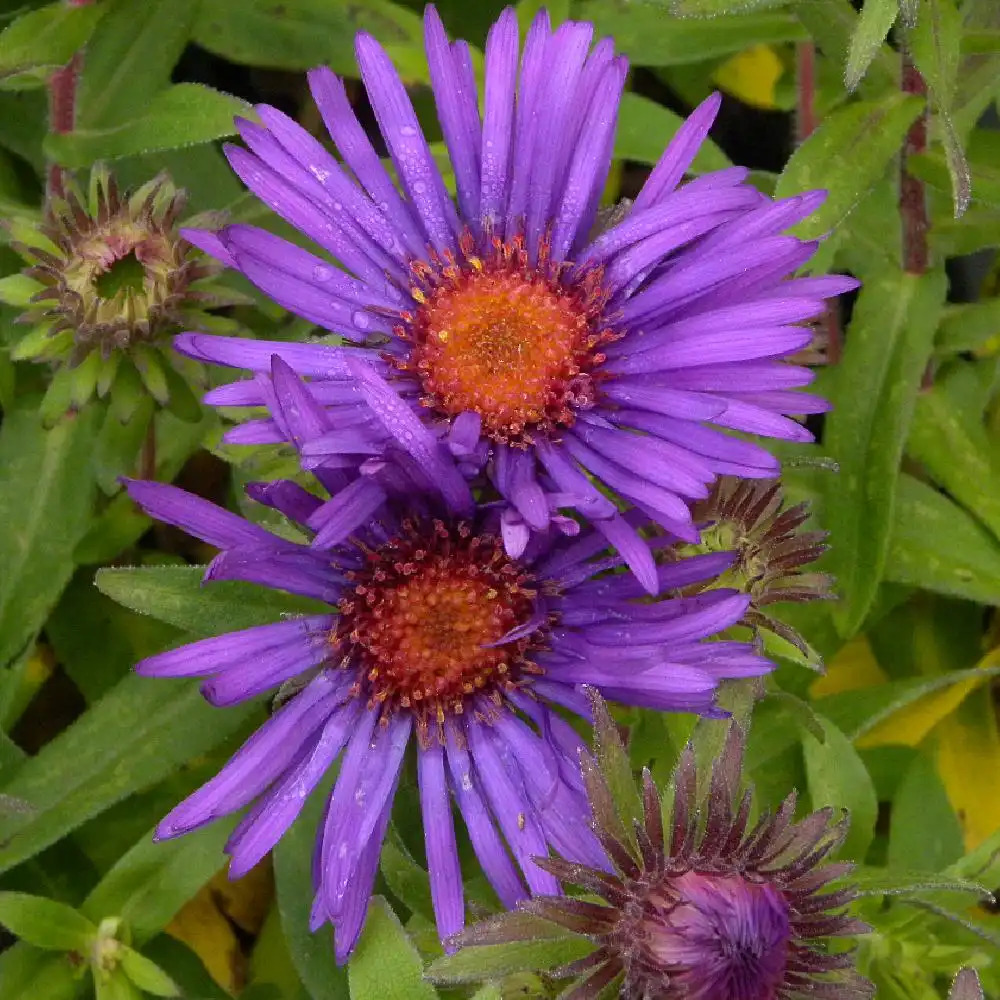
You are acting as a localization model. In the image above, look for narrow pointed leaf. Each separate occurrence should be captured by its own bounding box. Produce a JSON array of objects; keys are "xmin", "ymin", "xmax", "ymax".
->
[
  {"xmin": 95, "ymin": 566, "xmax": 327, "ymax": 638},
  {"xmin": 845, "ymin": 0, "xmax": 898, "ymax": 90},
  {"xmin": 824, "ymin": 268, "xmax": 947, "ymax": 636},
  {"xmin": 776, "ymin": 93, "xmax": 923, "ymax": 238},
  {"xmin": 0, "ymin": 892, "xmax": 96, "ymax": 950},
  {"xmin": 348, "ymin": 897, "xmax": 438, "ymax": 1000}
]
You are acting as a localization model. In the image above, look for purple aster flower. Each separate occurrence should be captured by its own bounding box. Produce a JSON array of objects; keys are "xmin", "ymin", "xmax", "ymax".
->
[
  {"xmin": 124, "ymin": 362, "xmax": 772, "ymax": 962},
  {"xmin": 174, "ymin": 5, "xmax": 855, "ymax": 592},
  {"xmin": 453, "ymin": 695, "xmax": 873, "ymax": 999}
]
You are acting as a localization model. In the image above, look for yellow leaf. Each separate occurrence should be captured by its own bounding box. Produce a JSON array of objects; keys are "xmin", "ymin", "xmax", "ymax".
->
[
  {"xmin": 856, "ymin": 646, "xmax": 1000, "ymax": 749},
  {"xmin": 936, "ymin": 685, "xmax": 1000, "ymax": 850},
  {"xmin": 857, "ymin": 675, "xmax": 982, "ymax": 748},
  {"xmin": 809, "ymin": 635, "xmax": 887, "ymax": 698},
  {"xmin": 712, "ymin": 44, "xmax": 784, "ymax": 110},
  {"xmin": 165, "ymin": 861, "xmax": 273, "ymax": 994}
]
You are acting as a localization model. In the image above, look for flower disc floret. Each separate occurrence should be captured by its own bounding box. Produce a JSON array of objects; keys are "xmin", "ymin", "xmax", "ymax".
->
[
  {"xmin": 337, "ymin": 518, "xmax": 544, "ymax": 730},
  {"xmin": 402, "ymin": 232, "xmax": 617, "ymax": 443}
]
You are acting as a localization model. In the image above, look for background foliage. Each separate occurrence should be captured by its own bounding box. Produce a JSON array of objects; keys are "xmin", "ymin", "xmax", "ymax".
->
[{"xmin": 0, "ymin": 0, "xmax": 998, "ymax": 997}]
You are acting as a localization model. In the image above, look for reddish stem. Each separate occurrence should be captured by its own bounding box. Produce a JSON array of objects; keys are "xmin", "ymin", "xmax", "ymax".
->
[
  {"xmin": 795, "ymin": 42, "xmax": 817, "ymax": 145},
  {"xmin": 46, "ymin": 52, "xmax": 82, "ymax": 200},
  {"xmin": 796, "ymin": 41, "xmax": 843, "ymax": 366},
  {"xmin": 900, "ymin": 52, "xmax": 929, "ymax": 275},
  {"xmin": 45, "ymin": 1, "xmax": 94, "ymax": 201}
]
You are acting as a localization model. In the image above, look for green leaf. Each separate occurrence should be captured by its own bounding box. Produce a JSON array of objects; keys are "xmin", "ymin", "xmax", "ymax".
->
[
  {"xmin": 908, "ymin": 137, "xmax": 1000, "ymax": 209},
  {"xmin": 274, "ymin": 770, "xmax": 350, "ymax": 1000},
  {"xmin": 936, "ymin": 298, "xmax": 1000, "ymax": 354},
  {"xmin": 801, "ymin": 714, "xmax": 878, "ymax": 861},
  {"xmin": 906, "ymin": 365, "xmax": 1000, "ymax": 542},
  {"xmin": 48, "ymin": 571, "xmax": 178, "ymax": 703},
  {"xmin": 888, "ymin": 751, "xmax": 963, "ymax": 873},
  {"xmin": 615, "ymin": 92, "xmax": 730, "ymax": 171},
  {"xmin": 590, "ymin": 694, "xmax": 643, "ymax": 838},
  {"xmin": 44, "ymin": 83, "xmax": 249, "ymax": 168},
  {"xmin": 0, "ymin": 404, "xmax": 98, "ymax": 670},
  {"xmin": 0, "ymin": 673, "xmax": 255, "ymax": 875},
  {"xmin": 425, "ymin": 922, "xmax": 593, "ymax": 985},
  {"xmin": 82, "ymin": 820, "xmax": 236, "ymax": 944},
  {"xmin": 0, "ymin": 2, "xmax": 105, "ymax": 89},
  {"xmin": 823, "ymin": 268, "xmax": 948, "ymax": 637},
  {"xmin": 0, "ymin": 943, "xmax": 81, "ymax": 1000},
  {"xmin": 850, "ymin": 867, "xmax": 991, "ymax": 900},
  {"xmin": 887, "ymin": 475, "xmax": 1000, "ymax": 604},
  {"xmin": 908, "ymin": 0, "xmax": 969, "ymax": 215},
  {"xmin": 76, "ymin": 0, "xmax": 199, "ymax": 129},
  {"xmin": 814, "ymin": 661, "xmax": 1000, "ymax": 741},
  {"xmin": 119, "ymin": 947, "xmax": 181, "ymax": 997},
  {"xmin": 775, "ymin": 93, "xmax": 924, "ymax": 238},
  {"xmin": 96, "ymin": 969, "xmax": 143, "ymax": 1000},
  {"xmin": 95, "ymin": 565, "xmax": 328, "ymax": 637},
  {"xmin": 845, "ymin": 0, "xmax": 898, "ymax": 90},
  {"xmin": 571, "ymin": 1, "xmax": 806, "ymax": 65},
  {"xmin": 191, "ymin": 0, "xmax": 424, "ymax": 78},
  {"xmin": 0, "ymin": 892, "xmax": 96, "ymax": 951},
  {"xmin": 348, "ymin": 897, "xmax": 438, "ymax": 1000},
  {"xmin": 380, "ymin": 827, "xmax": 433, "ymax": 921},
  {"xmin": 932, "ymin": 207, "xmax": 1000, "ymax": 255},
  {"xmin": 792, "ymin": 0, "xmax": 896, "ymax": 90}
]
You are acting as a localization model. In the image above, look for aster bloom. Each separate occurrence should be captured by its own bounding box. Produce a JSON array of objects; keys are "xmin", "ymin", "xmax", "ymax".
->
[
  {"xmin": 0, "ymin": 165, "xmax": 243, "ymax": 424},
  {"xmin": 685, "ymin": 476, "xmax": 834, "ymax": 662},
  {"xmin": 455, "ymin": 695, "xmax": 873, "ymax": 999},
  {"xmin": 174, "ymin": 4, "xmax": 855, "ymax": 591},
  {"xmin": 124, "ymin": 361, "xmax": 772, "ymax": 962}
]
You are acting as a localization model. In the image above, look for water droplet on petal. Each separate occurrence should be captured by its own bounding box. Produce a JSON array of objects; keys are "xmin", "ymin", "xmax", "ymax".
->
[
  {"xmin": 400, "ymin": 125, "xmax": 417, "ymax": 138},
  {"xmin": 351, "ymin": 309, "xmax": 370, "ymax": 330},
  {"xmin": 312, "ymin": 264, "xmax": 331, "ymax": 282}
]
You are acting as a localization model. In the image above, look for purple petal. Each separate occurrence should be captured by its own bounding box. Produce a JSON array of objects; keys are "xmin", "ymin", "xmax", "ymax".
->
[
  {"xmin": 465, "ymin": 717, "xmax": 560, "ymax": 895},
  {"xmin": 225, "ymin": 698, "xmax": 362, "ymax": 877},
  {"xmin": 345, "ymin": 357, "xmax": 473, "ymax": 516},
  {"xmin": 307, "ymin": 67, "xmax": 426, "ymax": 258},
  {"xmin": 156, "ymin": 673, "xmax": 343, "ymax": 837},
  {"xmin": 204, "ymin": 545, "xmax": 344, "ymax": 608},
  {"xmin": 418, "ymin": 741, "xmax": 465, "ymax": 943},
  {"xmin": 309, "ymin": 476, "xmax": 389, "ymax": 550},
  {"xmin": 633, "ymin": 91, "xmax": 723, "ymax": 211},
  {"xmin": 124, "ymin": 479, "xmax": 274, "ymax": 549},
  {"xmin": 320, "ymin": 710, "xmax": 411, "ymax": 916},
  {"xmin": 331, "ymin": 789, "xmax": 396, "ymax": 964},
  {"xmin": 445, "ymin": 726, "xmax": 526, "ymax": 909},
  {"xmin": 355, "ymin": 32, "xmax": 459, "ymax": 252},
  {"xmin": 180, "ymin": 227, "xmax": 236, "ymax": 268},
  {"xmin": 479, "ymin": 8, "xmax": 518, "ymax": 228},
  {"xmin": 137, "ymin": 616, "xmax": 331, "ymax": 679},
  {"xmin": 425, "ymin": 6, "xmax": 480, "ymax": 225},
  {"xmin": 174, "ymin": 334, "xmax": 357, "ymax": 378}
]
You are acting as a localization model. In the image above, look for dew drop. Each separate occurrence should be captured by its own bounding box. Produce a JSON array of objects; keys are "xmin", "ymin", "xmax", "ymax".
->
[
  {"xmin": 332, "ymin": 201, "xmax": 343, "ymax": 212},
  {"xmin": 400, "ymin": 124, "xmax": 417, "ymax": 137},
  {"xmin": 413, "ymin": 181, "xmax": 426, "ymax": 195},
  {"xmin": 312, "ymin": 264, "xmax": 331, "ymax": 282},
  {"xmin": 351, "ymin": 309, "xmax": 370, "ymax": 330}
]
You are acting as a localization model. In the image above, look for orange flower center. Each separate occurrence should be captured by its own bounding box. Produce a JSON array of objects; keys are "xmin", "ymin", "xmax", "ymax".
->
[
  {"xmin": 335, "ymin": 520, "xmax": 545, "ymax": 742},
  {"xmin": 397, "ymin": 233, "xmax": 619, "ymax": 444}
]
